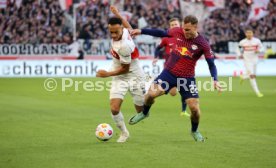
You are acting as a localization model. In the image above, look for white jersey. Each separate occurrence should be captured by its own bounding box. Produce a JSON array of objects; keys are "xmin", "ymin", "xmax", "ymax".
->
[
  {"xmin": 238, "ymin": 37, "xmax": 263, "ymax": 62},
  {"xmin": 110, "ymin": 28, "xmax": 144, "ymax": 78}
]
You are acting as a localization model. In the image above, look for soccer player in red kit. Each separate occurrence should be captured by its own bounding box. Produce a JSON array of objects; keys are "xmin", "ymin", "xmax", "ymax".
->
[
  {"xmin": 153, "ymin": 18, "xmax": 180, "ymax": 65},
  {"xmin": 153, "ymin": 18, "xmax": 189, "ymax": 117},
  {"xmin": 129, "ymin": 15, "xmax": 221, "ymax": 142}
]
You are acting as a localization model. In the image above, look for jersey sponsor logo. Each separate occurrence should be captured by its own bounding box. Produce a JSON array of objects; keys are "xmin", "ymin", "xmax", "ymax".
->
[
  {"xmin": 242, "ymin": 45, "xmax": 258, "ymax": 51},
  {"xmin": 175, "ymin": 47, "xmax": 193, "ymax": 58}
]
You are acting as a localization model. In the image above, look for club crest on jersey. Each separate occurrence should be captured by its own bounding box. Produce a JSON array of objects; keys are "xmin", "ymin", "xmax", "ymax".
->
[
  {"xmin": 191, "ymin": 44, "xmax": 198, "ymax": 50},
  {"xmin": 176, "ymin": 47, "xmax": 193, "ymax": 58}
]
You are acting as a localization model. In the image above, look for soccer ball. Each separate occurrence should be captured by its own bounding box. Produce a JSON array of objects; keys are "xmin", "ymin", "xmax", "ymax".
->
[{"xmin": 95, "ymin": 123, "xmax": 113, "ymax": 141}]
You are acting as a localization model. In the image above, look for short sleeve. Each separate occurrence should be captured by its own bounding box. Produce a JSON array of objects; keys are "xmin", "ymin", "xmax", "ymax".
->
[
  {"xmin": 159, "ymin": 38, "xmax": 167, "ymax": 47},
  {"xmin": 239, "ymin": 40, "xmax": 243, "ymax": 47},
  {"xmin": 257, "ymin": 39, "xmax": 264, "ymax": 52},
  {"xmin": 117, "ymin": 44, "xmax": 132, "ymax": 64}
]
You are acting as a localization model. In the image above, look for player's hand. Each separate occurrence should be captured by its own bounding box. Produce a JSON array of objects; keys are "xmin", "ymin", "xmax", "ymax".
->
[
  {"xmin": 110, "ymin": 5, "xmax": 120, "ymax": 16},
  {"xmin": 214, "ymin": 81, "xmax": 222, "ymax": 94},
  {"xmin": 130, "ymin": 29, "xmax": 142, "ymax": 37},
  {"xmin": 96, "ymin": 70, "xmax": 110, "ymax": 78},
  {"xmin": 152, "ymin": 58, "xmax": 158, "ymax": 66}
]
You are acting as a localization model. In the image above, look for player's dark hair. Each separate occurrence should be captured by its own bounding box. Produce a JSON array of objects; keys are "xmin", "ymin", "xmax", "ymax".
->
[
  {"xmin": 183, "ymin": 15, "xmax": 198, "ymax": 25},
  {"xmin": 169, "ymin": 17, "xmax": 180, "ymax": 23},
  {"xmin": 108, "ymin": 17, "xmax": 122, "ymax": 25},
  {"xmin": 245, "ymin": 28, "xmax": 253, "ymax": 32}
]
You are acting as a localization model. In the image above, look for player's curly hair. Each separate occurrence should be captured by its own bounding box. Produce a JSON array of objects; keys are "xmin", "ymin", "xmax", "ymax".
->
[{"xmin": 108, "ymin": 17, "xmax": 122, "ymax": 25}]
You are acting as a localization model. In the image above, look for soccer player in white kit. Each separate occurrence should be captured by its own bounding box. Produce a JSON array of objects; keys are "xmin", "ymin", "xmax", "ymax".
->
[
  {"xmin": 237, "ymin": 29, "xmax": 264, "ymax": 97},
  {"xmin": 96, "ymin": 9, "xmax": 145, "ymax": 143}
]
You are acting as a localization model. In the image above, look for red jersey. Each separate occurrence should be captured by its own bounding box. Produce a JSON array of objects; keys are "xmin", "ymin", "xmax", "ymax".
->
[
  {"xmin": 158, "ymin": 37, "xmax": 177, "ymax": 61},
  {"xmin": 165, "ymin": 27, "xmax": 214, "ymax": 77}
]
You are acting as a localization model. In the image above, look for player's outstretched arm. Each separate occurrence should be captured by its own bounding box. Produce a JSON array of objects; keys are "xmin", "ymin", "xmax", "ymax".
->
[
  {"xmin": 110, "ymin": 5, "xmax": 132, "ymax": 30},
  {"xmin": 131, "ymin": 28, "xmax": 170, "ymax": 37}
]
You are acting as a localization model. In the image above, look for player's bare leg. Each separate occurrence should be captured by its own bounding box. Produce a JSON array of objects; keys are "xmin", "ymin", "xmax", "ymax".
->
[
  {"xmin": 169, "ymin": 87, "xmax": 177, "ymax": 96},
  {"xmin": 110, "ymin": 98, "xmax": 129, "ymax": 142},
  {"xmin": 134, "ymin": 104, "xmax": 143, "ymax": 113},
  {"xmin": 129, "ymin": 83, "xmax": 165, "ymax": 125},
  {"xmin": 249, "ymin": 74, "xmax": 263, "ymax": 97},
  {"xmin": 186, "ymin": 98, "xmax": 205, "ymax": 142}
]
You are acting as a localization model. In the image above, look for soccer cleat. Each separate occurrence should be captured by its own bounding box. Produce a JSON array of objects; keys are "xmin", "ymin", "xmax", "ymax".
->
[
  {"xmin": 257, "ymin": 93, "xmax": 264, "ymax": 98},
  {"xmin": 180, "ymin": 111, "xmax": 190, "ymax": 117},
  {"xmin": 191, "ymin": 131, "xmax": 205, "ymax": 142},
  {"xmin": 117, "ymin": 131, "xmax": 129, "ymax": 143},
  {"xmin": 129, "ymin": 112, "xmax": 148, "ymax": 125}
]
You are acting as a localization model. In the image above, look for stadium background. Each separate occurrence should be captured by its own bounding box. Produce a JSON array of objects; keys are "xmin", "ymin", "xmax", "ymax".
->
[
  {"xmin": 0, "ymin": 0, "xmax": 276, "ymax": 77},
  {"xmin": 0, "ymin": 0, "xmax": 276, "ymax": 168}
]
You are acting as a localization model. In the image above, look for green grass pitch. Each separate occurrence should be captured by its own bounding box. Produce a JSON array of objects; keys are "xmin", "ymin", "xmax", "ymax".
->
[{"xmin": 0, "ymin": 77, "xmax": 276, "ymax": 168}]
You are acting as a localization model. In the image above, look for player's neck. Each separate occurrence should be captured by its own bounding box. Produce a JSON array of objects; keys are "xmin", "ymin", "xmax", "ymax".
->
[{"xmin": 190, "ymin": 32, "xmax": 199, "ymax": 39}]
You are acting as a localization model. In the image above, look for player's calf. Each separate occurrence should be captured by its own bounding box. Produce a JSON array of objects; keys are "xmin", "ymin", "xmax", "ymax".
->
[
  {"xmin": 110, "ymin": 98, "xmax": 123, "ymax": 115},
  {"xmin": 186, "ymin": 98, "xmax": 201, "ymax": 133}
]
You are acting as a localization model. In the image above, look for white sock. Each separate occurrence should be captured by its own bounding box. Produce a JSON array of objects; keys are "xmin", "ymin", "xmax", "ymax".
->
[
  {"xmin": 249, "ymin": 78, "xmax": 261, "ymax": 94},
  {"xmin": 111, "ymin": 112, "xmax": 128, "ymax": 133}
]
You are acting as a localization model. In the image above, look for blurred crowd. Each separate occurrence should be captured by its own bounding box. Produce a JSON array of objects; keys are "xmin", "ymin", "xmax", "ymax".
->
[
  {"xmin": 77, "ymin": 0, "xmax": 276, "ymax": 53},
  {"xmin": 0, "ymin": 0, "xmax": 72, "ymax": 44},
  {"xmin": 203, "ymin": 0, "xmax": 276, "ymax": 53},
  {"xmin": 77, "ymin": 0, "xmax": 181, "ymax": 40}
]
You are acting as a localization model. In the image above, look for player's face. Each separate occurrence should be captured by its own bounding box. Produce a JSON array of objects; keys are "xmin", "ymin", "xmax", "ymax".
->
[
  {"xmin": 108, "ymin": 24, "xmax": 123, "ymax": 41},
  {"xmin": 245, "ymin": 30, "xmax": 253, "ymax": 40},
  {"xmin": 182, "ymin": 23, "xmax": 197, "ymax": 39},
  {"xmin": 169, "ymin": 21, "xmax": 180, "ymax": 28}
]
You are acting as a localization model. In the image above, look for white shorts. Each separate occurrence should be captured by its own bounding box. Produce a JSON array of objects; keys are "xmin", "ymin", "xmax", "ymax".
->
[
  {"xmin": 110, "ymin": 76, "xmax": 145, "ymax": 106},
  {"xmin": 244, "ymin": 60, "xmax": 257, "ymax": 75}
]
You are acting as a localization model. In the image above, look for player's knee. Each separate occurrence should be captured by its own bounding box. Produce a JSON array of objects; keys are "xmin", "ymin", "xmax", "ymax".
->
[
  {"xmin": 110, "ymin": 108, "xmax": 120, "ymax": 115},
  {"xmin": 169, "ymin": 89, "xmax": 177, "ymax": 96},
  {"xmin": 187, "ymin": 99, "xmax": 200, "ymax": 114},
  {"xmin": 147, "ymin": 91, "xmax": 157, "ymax": 99},
  {"xmin": 250, "ymin": 74, "xmax": 256, "ymax": 78},
  {"xmin": 189, "ymin": 105, "xmax": 199, "ymax": 114},
  {"xmin": 110, "ymin": 103, "xmax": 120, "ymax": 115}
]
